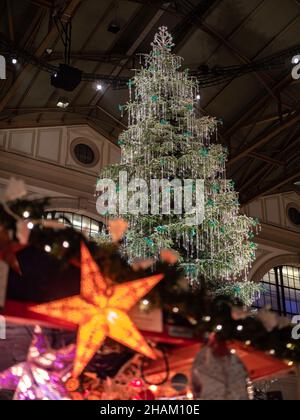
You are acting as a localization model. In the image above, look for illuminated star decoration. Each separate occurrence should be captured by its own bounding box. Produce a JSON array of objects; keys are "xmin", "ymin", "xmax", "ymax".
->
[
  {"xmin": 30, "ymin": 243, "xmax": 164, "ymax": 378},
  {"xmin": 0, "ymin": 326, "xmax": 75, "ymax": 400}
]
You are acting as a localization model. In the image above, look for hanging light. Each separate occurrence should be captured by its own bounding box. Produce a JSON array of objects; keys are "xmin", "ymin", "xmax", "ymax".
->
[{"xmin": 57, "ymin": 97, "xmax": 70, "ymax": 109}]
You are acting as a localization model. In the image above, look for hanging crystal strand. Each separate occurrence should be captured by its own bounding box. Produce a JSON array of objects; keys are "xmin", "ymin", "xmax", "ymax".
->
[{"xmin": 97, "ymin": 26, "xmax": 260, "ymax": 302}]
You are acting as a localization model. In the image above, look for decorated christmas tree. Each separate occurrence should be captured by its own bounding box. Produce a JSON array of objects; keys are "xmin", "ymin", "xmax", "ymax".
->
[{"xmin": 98, "ymin": 27, "xmax": 261, "ymax": 305}]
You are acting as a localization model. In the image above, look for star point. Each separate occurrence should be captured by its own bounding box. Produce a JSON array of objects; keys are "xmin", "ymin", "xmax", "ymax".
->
[{"xmin": 30, "ymin": 243, "xmax": 163, "ymax": 377}]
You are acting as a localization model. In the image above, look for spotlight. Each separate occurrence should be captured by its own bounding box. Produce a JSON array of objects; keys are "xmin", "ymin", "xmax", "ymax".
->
[
  {"xmin": 107, "ymin": 21, "xmax": 121, "ymax": 34},
  {"xmin": 57, "ymin": 97, "xmax": 70, "ymax": 109},
  {"xmin": 51, "ymin": 64, "xmax": 82, "ymax": 92}
]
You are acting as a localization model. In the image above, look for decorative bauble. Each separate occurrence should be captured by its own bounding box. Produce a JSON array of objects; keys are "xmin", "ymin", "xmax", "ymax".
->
[
  {"xmin": 171, "ymin": 373, "xmax": 189, "ymax": 392},
  {"xmin": 191, "ymin": 346, "xmax": 249, "ymax": 400}
]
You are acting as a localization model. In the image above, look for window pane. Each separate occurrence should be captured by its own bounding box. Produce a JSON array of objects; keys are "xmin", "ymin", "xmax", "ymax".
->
[
  {"xmin": 254, "ymin": 265, "xmax": 300, "ymax": 318},
  {"xmin": 43, "ymin": 211, "xmax": 103, "ymax": 239}
]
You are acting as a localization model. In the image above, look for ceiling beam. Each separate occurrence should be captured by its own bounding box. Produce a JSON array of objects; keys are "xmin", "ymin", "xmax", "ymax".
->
[
  {"xmin": 0, "ymin": 105, "xmax": 127, "ymax": 130},
  {"xmin": 238, "ymin": 111, "xmax": 295, "ymax": 129},
  {"xmin": 249, "ymin": 152, "xmax": 285, "ymax": 167},
  {"xmin": 44, "ymin": 51, "xmax": 132, "ymax": 64},
  {"xmin": 244, "ymin": 166, "xmax": 300, "ymax": 204},
  {"xmin": 225, "ymin": 74, "xmax": 293, "ymax": 138},
  {"xmin": 86, "ymin": 5, "xmax": 166, "ymax": 132},
  {"xmin": 238, "ymin": 125, "xmax": 300, "ymax": 197},
  {"xmin": 6, "ymin": 0, "xmax": 15, "ymax": 42},
  {"xmin": 27, "ymin": 0, "xmax": 54, "ymax": 7},
  {"xmin": 228, "ymin": 112, "xmax": 300, "ymax": 166},
  {"xmin": 0, "ymin": 0, "xmax": 82, "ymax": 113}
]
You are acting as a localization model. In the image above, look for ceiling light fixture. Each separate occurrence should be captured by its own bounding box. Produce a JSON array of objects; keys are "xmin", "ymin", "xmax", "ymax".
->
[
  {"xmin": 107, "ymin": 21, "xmax": 121, "ymax": 34},
  {"xmin": 57, "ymin": 97, "xmax": 70, "ymax": 109}
]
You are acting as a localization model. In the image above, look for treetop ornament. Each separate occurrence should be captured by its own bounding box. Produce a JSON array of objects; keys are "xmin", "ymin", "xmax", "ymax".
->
[
  {"xmin": 151, "ymin": 26, "xmax": 175, "ymax": 51},
  {"xmin": 98, "ymin": 27, "xmax": 261, "ymax": 305},
  {"xmin": 30, "ymin": 243, "xmax": 163, "ymax": 378}
]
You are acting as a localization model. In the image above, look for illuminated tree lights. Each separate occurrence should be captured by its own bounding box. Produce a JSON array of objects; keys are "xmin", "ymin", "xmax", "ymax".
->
[{"xmin": 97, "ymin": 27, "xmax": 261, "ymax": 305}]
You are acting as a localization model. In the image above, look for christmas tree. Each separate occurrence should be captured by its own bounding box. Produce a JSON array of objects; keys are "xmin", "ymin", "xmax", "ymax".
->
[{"xmin": 98, "ymin": 27, "xmax": 261, "ymax": 305}]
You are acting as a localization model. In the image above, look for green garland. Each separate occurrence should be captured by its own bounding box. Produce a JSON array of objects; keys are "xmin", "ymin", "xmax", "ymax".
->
[{"xmin": 0, "ymin": 197, "xmax": 299, "ymax": 365}]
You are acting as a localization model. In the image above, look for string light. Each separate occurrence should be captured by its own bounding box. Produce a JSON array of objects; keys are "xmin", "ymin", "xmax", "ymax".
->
[
  {"xmin": 172, "ymin": 307, "xmax": 179, "ymax": 314},
  {"xmin": 131, "ymin": 379, "xmax": 143, "ymax": 388},
  {"xmin": 292, "ymin": 55, "xmax": 300, "ymax": 65},
  {"xmin": 44, "ymin": 245, "xmax": 52, "ymax": 253},
  {"xmin": 96, "ymin": 83, "xmax": 103, "ymax": 91},
  {"xmin": 286, "ymin": 343, "xmax": 293, "ymax": 350},
  {"xmin": 63, "ymin": 241, "xmax": 70, "ymax": 249},
  {"xmin": 27, "ymin": 222, "xmax": 34, "ymax": 230},
  {"xmin": 11, "ymin": 57, "xmax": 18, "ymax": 65},
  {"xmin": 216, "ymin": 324, "xmax": 223, "ymax": 332},
  {"xmin": 186, "ymin": 391, "xmax": 193, "ymax": 400},
  {"xmin": 237, "ymin": 325, "xmax": 244, "ymax": 332},
  {"xmin": 245, "ymin": 340, "xmax": 251, "ymax": 346},
  {"xmin": 230, "ymin": 349, "xmax": 236, "ymax": 355},
  {"xmin": 287, "ymin": 361, "xmax": 294, "ymax": 367},
  {"xmin": 149, "ymin": 385, "xmax": 158, "ymax": 393},
  {"xmin": 196, "ymin": 94, "xmax": 201, "ymax": 100},
  {"xmin": 269, "ymin": 349, "xmax": 276, "ymax": 356},
  {"xmin": 203, "ymin": 316, "xmax": 211, "ymax": 322},
  {"xmin": 23, "ymin": 211, "xmax": 30, "ymax": 219}
]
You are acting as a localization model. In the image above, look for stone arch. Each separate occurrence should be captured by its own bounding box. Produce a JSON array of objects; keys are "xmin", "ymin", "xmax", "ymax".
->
[{"xmin": 250, "ymin": 254, "xmax": 300, "ymax": 284}]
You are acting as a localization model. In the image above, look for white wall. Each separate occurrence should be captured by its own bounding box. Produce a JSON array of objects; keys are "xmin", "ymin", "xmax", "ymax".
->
[{"xmin": 0, "ymin": 124, "xmax": 121, "ymax": 219}]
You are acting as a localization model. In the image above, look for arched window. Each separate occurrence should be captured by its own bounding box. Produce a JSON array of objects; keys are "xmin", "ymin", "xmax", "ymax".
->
[
  {"xmin": 254, "ymin": 266, "xmax": 300, "ymax": 317},
  {"xmin": 44, "ymin": 211, "xmax": 103, "ymax": 238}
]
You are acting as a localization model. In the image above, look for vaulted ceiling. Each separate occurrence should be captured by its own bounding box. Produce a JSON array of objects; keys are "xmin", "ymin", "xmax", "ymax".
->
[{"xmin": 1, "ymin": 0, "xmax": 300, "ymax": 204}]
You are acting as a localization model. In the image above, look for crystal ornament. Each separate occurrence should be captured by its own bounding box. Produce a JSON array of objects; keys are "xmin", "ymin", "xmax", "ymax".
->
[{"xmin": 97, "ymin": 27, "xmax": 261, "ymax": 304}]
